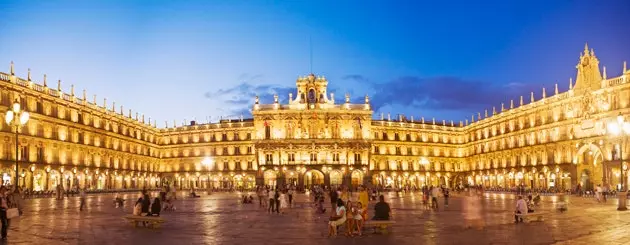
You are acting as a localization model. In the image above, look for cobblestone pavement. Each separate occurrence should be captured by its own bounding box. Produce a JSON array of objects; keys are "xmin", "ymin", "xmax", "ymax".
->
[{"xmin": 3, "ymin": 191, "xmax": 630, "ymax": 245}]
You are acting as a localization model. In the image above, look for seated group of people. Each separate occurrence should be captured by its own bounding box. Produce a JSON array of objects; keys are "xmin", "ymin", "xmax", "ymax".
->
[
  {"xmin": 327, "ymin": 195, "xmax": 391, "ymax": 237},
  {"xmin": 242, "ymin": 195, "xmax": 254, "ymax": 204}
]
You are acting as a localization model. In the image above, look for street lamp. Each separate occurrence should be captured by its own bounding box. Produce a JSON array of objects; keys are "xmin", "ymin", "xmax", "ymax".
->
[
  {"xmin": 5, "ymin": 99, "xmax": 29, "ymax": 193},
  {"xmin": 202, "ymin": 156, "xmax": 213, "ymax": 191},
  {"xmin": 607, "ymin": 112, "xmax": 630, "ymax": 211}
]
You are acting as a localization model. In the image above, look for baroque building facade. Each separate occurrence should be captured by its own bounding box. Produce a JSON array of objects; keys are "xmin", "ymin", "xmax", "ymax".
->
[{"xmin": 1, "ymin": 44, "xmax": 630, "ymax": 191}]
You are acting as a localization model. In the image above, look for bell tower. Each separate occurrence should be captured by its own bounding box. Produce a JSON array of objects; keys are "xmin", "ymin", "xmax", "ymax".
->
[
  {"xmin": 573, "ymin": 43, "xmax": 603, "ymax": 94},
  {"xmin": 294, "ymin": 73, "xmax": 329, "ymax": 109}
]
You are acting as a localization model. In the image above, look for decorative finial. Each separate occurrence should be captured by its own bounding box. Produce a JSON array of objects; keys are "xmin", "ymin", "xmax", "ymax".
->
[
  {"xmin": 387, "ymin": 113, "xmax": 391, "ymax": 121},
  {"xmin": 471, "ymin": 114, "xmax": 474, "ymax": 123},
  {"xmin": 365, "ymin": 94, "xmax": 369, "ymax": 104},
  {"xmin": 240, "ymin": 114, "xmax": 244, "ymax": 121},
  {"xmin": 421, "ymin": 117, "xmax": 425, "ymax": 124},
  {"xmin": 510, "ymin": 99, "xmax": 514, "ymax": 109},
  {"xmin": 624, "ymin": 61, "xmax": 627, "ymax": 74},
  {"xmin": 492, "ymin": 107, "xmax": 496, "ymax": 115},
  {"xmin": 70, "ymin": 84, "xmax": 75, "ymax": 97},
  {"xmin": 477, "ymin": 113, "xmax": 481, "ymax": 121},
  {"xmin": 27, "ymin": 68, "xmax": 31, "ymax": 81},
  {"xmin": 345, "ymin": 93, "xmax": 350, "ymax": 103},
  {"xmin": 530, "ymin": 92, "xmax": 535, "ymax": 103},
  {"xmin": 603, "ymin": 66, "xmax": 607, "ymax": 79},
  {"xmin": 584, "ymin": 43, "xmax": 589, "ymax": 54},
  {"xmin": 9, "ymin": 61, "xmax": 14, "ymax": 75},
  {"xmin": 82, "ymin": 89, "xmax": 86, "ymax": 101},
  {"xmin": 542, "ymin": 87, "xmax": 546, "ymax": 98},
  {"xmin": 43, "ymin": 74, "xmax": 47, "ymax": 87},
  {"xmin": 57, "ymin": 80, "xmax": 62, "ymax": 91},
  {"xmin": 273, "ymin": 94, "xmax": 278, "ymax": 103},
  {"xmin": 555, "ymin": 83, "xmax": 558, "ymax": 95},
  {"xmin": 135, "ymin": 112, "xmax": 139, "ymax": 120},
  {"xmin": 432, "ymin": 117, "xmax": 435, "ymax": 124},
  {"xmin": 410, "ymin": 116, "xmax": 414, "ymax": 122},
  {"xmin": 142, "ymin": 114, "xmax": 145, "ymax": 123},
  {"xmin": 165, "ymin": 121, "xmax": 169, "ymax": 128},
  {"xmin": 501, "ymin": 103, "xmax": 504, "ymax": 111},
  {"xmin": 465, "ymin": 119, "xmax": 469, "ymax": 126},
  {"xmin": 112, "ymin": 101, "xmax": 116, "ymax": 112},
  {"xmin": 380, "ymin": 112, "xmax": 384, "ymax": 120},
  {"xmin": 255, "ymin": 95, "xmax": 259, "ymax": 104},
  {"xmin": 520, "ymin": 96, "xmax": 523, "ymax": 106},
  {"xmin": 450, "ymin": 120, "xmax": 454, "ymax": 127},
  {"xmin": 569, "ymin": 78, "xmax": 573, "ymax": 90},
  {"xmin": 93, "ymin": 94, "xmax": 97, "ymax": 104},
  {"xmin": 288, "ymin": 92, "xmax": 292, "ymax": 102},
  {"xmin": 103, "ymin": 98, "xmax": 107, "ymax": 108},
  {"xmin": 590, "ymin": 48, "xmax": 595, "ymax": 57},
  {"xmin": 485, "ymin": 109, "xmax": 488, "ymax": 118}
]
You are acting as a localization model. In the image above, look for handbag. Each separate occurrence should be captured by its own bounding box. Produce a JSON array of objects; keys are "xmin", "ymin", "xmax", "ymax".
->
[{"xmin": 6, "ymin": 208, "xmax": 19, "ymax": 219}]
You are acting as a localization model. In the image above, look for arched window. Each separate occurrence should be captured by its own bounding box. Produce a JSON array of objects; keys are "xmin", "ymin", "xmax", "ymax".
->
[{"xmin": 308, "ymin": 89, "xmax": 316, "ymax": 103}]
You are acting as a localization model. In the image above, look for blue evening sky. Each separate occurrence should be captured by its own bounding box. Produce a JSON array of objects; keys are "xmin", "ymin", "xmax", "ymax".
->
[{"xmin": 1, "ymin": 0, "xmax": 629, "ymax": 126}]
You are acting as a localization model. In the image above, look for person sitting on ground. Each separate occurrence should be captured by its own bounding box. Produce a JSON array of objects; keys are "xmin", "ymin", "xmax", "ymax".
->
[
  {"xmin": 163, "ymin": 199, "xmax": 175, "ymax": 211},
  {"xmin": 150, "ymin": 198, "xmax": 161, "ymax": 216},
  {"xmin": 372, "ymin": 195, "xmax": 391, "ymax": 220}
]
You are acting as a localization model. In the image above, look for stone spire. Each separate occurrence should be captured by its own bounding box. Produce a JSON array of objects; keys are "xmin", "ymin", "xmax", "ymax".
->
[
  {"xmin": 555, "ymin": 83, "xmax": 558, "ymax": 95},
  {"xmin": 387, "ymin": 113, "xmax": 391, "ymax": 121},
  {"xmin": 27, "ymin": 68, "xmax": 31, "ymax": 81},
  {"xmin": 492, "ymin": 107, "xmax": 496, "ymax": 115},
  {"xmin": 112, "ymin": 101, "xmax": 116, "ymax": 112},
  {"xmin": 82, "ymin": 90, "xmax": 86, "ymax": 101},
  {"xmin": 432, "ymin": 117, "xmax": 435, "ymax": 124},
  {"xmin": 10, "ymin": 61, "xmax": 14, "ymax": 76},
  {"xmin": 624, "ymin": 61, "xmax": 627, "ymax": 74},
  {"xmin": 43, "ymin": 74, "xmax": 47, "ymax": 87},
  {"xmin": 135, "ymin": 112, "xmax": 139, "ymax": 120},
  {"xmin": 471, "ymin": 114, "xmax": 474, "ymax": 123},
  {"xmin": 510, "ymin": 99, "xmax": 514, "ymax": 109},
  {"xmin": 57, "ymin": 80, "xmax": 62, "ymax": 91},
  {"xmin": 70, "ymin": 84, "xmax": 75, "ymax": 97},
  {"xmin": 569, "ymin": 78, "xmax": 573, "ymax": 90},
  {"xmin": 93, "ymin": 94, "xmax": 97, "ymax": 104},
  {"xmin": 103, "ymin": 98, "xmax": 107, "ymax": 108},
  {"xmin": 530, "ymin": 92, "xmax": 534, "ymax": 103},
  {"xmin": 542, "ymin": 87, "xmax": 546, "ymax": 98},
  {"xmin": 484, "ymin": 109, "xmax": 488, "ymax": 118},
  {"xmin": 603, "ymin": 66, "xmax": 607, "ymax": 79},
  {"xmin": 501, "ymin": 103, "xmax": 504, "ymax": 112},
  {"xmin": 520, "ymin": 96, "xmax": 523, "ymax": 106}
]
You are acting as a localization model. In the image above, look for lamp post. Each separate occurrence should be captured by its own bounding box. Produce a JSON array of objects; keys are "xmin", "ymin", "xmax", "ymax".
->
[
  {"xmin": 202, "ymin": 156, "xmax": 213, "ymax": 193},
  {"xmin": 607, "ymin": 112, "xmax": 629, "ymax": 211},
  {"xmin": 5, "ymin": 99, "xmax": 30, "ymax": 193}
]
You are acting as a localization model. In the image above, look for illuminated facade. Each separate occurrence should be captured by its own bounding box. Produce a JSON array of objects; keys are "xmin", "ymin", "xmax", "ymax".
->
[{"xmin": 1, "ymin": 44, "xmax": 630, "ymax": 191}]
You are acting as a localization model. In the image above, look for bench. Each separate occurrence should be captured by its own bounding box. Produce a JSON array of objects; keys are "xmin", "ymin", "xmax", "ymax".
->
[
  {"xmin": 124, "ymin": 215, "xmax": 165, "ymax": 229},
  {"xmin": 364, "ymin": 220, "xmax": 396, "ymax": 234},
  {"xmin": 515, "ymin": 212, "xmax": 547, "ymax": 223}
]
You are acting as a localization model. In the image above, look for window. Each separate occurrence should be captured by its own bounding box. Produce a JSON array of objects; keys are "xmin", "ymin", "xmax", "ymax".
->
[
  {"xmin": 406, "ymin": 134, "xmax": 411, "ymax": 141},
  {"xmin": 395, "ymin": 147, "xmax": 401, "ymax": 155},
  {"xmin": 223, "ymin": 161, "xmax": 229, "ymax": 170},
  {"xmin": 354, "ymin": 153, "xmax": 361, "ymax": 164},
  {"xmin": 222, "ymin": 133, "xmax": 227, "ymax": 141},
  {"xmin": 288, "ymin": 153, "xmax": 295, "ymax": 162},
  {"xmin": 265, "ymin": 126, "xmax": 271, "ymax": 139},
  {"xmin": 19, "ymin": 145, "xmax": 28, "ymax": 161},
  {"xmin": 37, "ymin": 146, "xmax": 44, "ymax": 162},
  {"xmin": 394, "ymin": 133, "xmax": 400, "ymax": 141},
  {"xmin": 223, "ymin": 147, "xmax": 228, "ymax": 155},
  {"xmin": 382, "ymin": 132, "xmax": 387, "ymax": 140},
  {"xmin": 247, "ymin": 146, "xmax": 252, "ymax": 154},
  {"xmin": 265, "ymin": 153, "xmax": 273, "ymax": 164},
  {"xmin": 246, "ymin": 133, "xmax": 251, "ymax": 140},
  {"xmin": 310, "ymin": 153, "xmax": 318, "ymax": 163},
  {"xmin": 407, "ymin": 147, "xmax": 412, "ymax": 155},
  {"xmin": 247, "ymin": 161, "xmax": 253, "ymax": 170},
  {"xmin": 235, "ymin": 161, "xmax": 241, "ymax": 170},
  {"xmin": 332, "ymin": 153, "xmax": 340, "ymax": 162}
]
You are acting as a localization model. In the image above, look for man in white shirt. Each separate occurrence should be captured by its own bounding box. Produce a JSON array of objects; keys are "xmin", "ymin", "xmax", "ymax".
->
[
  {"xmin": 431, "ymin": 186, "xmax": 440, "ymax": 210},
  {"xmin": 268, "ymin": 188, "xmax": 276, "ymax": 213},
  {"xmin": 515, "ymin": 195, "xmax": 528, "ymax": 223}
]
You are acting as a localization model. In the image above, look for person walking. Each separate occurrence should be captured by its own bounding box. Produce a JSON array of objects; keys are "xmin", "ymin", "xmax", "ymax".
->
[
  {"xmin": 443, "ymin": 188, "xmax": 450, "ymax": 208},
  {"xmin": 268, "ymin": 188, "xmax": 276, "ymax": 213},
  {"xmin": 288, "ymin": 187, "xmax": 294, "ymax": 208},
  {"xmin": 274, "ymin": 188, "xmax": 281, "ymax": 214},
  {"xmin": 0, "ymin": 186, "xmax": 10, "ymax": 240},
  {"xmin": 79, "ymin": 188, "xmax": 86, "ymax": 211},
  {"xmin": 431, "ymin": 186, "xmax": 440, "ymax": 210}
]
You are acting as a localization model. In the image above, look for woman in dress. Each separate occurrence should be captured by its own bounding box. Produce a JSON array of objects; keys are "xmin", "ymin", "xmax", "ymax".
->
[
  {"xmin": 327, "ymin": 199, "xmax": 346, "ymax": 237},
  {"xmin": 279, "ymin": 189, "xmax": 288, "ymax": 214}
]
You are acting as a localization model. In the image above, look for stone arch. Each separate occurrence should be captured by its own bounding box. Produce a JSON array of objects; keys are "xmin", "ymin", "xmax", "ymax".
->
[
  {"xmin": 304, "ymin": 169, "xmax": 324, "ymax": 187},
  {"xmin": 351, "ymin": 170, "xmax": 364, "ymax": 186},
  {"xmin": 574, "ymin": 143, "xmax": 605, "ymax": 191},
  {"xmin": 263, "ymin": 169, "xmax": 278, "ymax": 187}
]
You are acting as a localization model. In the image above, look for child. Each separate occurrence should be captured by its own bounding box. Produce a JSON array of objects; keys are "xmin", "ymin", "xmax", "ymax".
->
[
  {"xmin": 354, "ymin": 202, "xmax": 365, "ymax": 236},
  {"xmin": 345, "ymin": 201, "xmax": 355, "ymax": 237}
]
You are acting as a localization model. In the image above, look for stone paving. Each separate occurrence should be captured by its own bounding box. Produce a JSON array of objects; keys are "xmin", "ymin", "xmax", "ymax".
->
[{"xmin": 3, "ymin": 191, "xmax": 630, "ymax": 245}]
